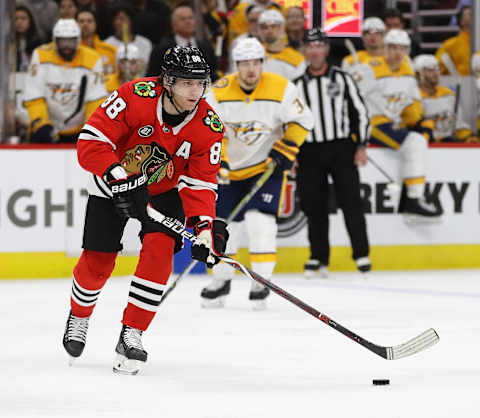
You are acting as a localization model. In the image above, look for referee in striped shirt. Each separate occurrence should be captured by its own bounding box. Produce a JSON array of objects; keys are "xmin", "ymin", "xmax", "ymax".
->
[{"xmin": 294, "ymin": 28, "xmax": 371, "ymax": 277}]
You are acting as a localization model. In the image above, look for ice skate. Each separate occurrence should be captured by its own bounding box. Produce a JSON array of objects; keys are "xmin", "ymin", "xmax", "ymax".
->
[
  {"xmin": 402, "ymin": 196, "xmax": 443, "ymax": 224},
  {"xmin": 200, "ymin": 278, "xmax": 231, "ymax": 308},
  {"xmin": 356, "ymin": 257, "xmax": 372, "ymax": 278},
  {"xmin": 63, "ymin": 311, "xmax": 90, "ymax": 365},
  {"xmin": 113, "ymin": 325, "xmax": 148, "ymax": 375},
  {"xmin": 304, "ymin": 259, "xmax": 328, "ymax": 279},
  {"xmin": 249, "ymin": 282, "xmax": 270, "ymax": 310}
]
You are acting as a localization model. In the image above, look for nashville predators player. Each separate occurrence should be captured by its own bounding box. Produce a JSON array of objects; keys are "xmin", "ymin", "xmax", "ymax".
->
[
  {"xmin": 413, "ymin": 54, "xmax": 476, "ymax": 142},
  {"xmin": 365, "ymin": 29, "xmax": 442, "ymax": 219},
  {"xmin": 201, "ymin": 37, "xmax": 313, "ymax": 309},
  {"xmin": 24, "ymin": 19, "xmax": 107, "ymax": 143}
]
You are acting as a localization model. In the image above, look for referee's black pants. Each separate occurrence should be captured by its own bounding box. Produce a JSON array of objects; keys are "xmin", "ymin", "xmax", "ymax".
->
[{"xmin": 297, "ymin": 139, "xmax": 369, "ymax": 266}]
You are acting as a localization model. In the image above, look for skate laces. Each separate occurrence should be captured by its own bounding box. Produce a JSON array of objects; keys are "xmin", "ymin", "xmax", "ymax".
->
[
  {"xmin": 123, "ymin": 327, "xmax": 144, "ymax": 351},
  {"xmin": 66, "ymin": 314, "xmax": 89, "ymax": 343}
]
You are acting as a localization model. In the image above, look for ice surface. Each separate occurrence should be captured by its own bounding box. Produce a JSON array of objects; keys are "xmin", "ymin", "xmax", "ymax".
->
[{"xmin": 1, "ymin": 270, "xmax": 479, "ymax": 418}]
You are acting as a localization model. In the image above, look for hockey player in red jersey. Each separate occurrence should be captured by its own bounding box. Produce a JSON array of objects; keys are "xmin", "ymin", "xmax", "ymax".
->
[{"xmin": 62, "ymin": 46, "xmax": 229, "ymax": 375}]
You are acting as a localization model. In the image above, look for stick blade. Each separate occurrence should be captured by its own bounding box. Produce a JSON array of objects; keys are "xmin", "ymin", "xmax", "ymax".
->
[{"xmin": 388, "ymin": 328, "xmax": 440, "ymax": 360}]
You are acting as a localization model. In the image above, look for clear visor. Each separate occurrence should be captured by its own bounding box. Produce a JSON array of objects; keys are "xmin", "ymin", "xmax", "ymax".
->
[{"xmin": 170, "ymin": 78, "xmax": 210, "ymax": 100}]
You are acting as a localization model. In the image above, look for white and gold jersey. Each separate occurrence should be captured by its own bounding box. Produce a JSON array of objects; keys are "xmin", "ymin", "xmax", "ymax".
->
[
  {"xmin": 364, "ymin": 56, "xmax": 423, "ymax": 127},
  {"xmin": 420, "ymin": 85, "xmax": 471, "ymax": 141},
  {"xmin": 206, "ymin": 72, "xmax": 313, "ymax": 179},
  {"xmin": 263, "ymin": 47, "xmax": 307, "ymax": 81},
  {"xmin": 24, "ymin": 43, "xmax": 107, "ymax": 136}
]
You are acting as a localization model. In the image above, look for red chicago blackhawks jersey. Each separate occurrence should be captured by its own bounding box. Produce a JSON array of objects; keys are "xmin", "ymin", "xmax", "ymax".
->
[{"xmin": 77, "ymin": 77, "xmax": 225, "ymax": 221}]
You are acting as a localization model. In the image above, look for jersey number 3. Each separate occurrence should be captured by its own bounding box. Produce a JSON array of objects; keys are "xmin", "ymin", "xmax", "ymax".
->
[{"xmin": 101, "ymin": 91, "xmax": 127, "ymax": 119}]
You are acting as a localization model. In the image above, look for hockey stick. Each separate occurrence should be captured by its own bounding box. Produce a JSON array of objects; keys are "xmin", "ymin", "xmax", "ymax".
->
[
  {"xmin": 158, "ymin": 162, "xmax": 276, "ymax": 306},
  {"xmin": 146, "ymin": 205, "xmax": 440, "ymax": 360},
  {"xmin": 440, "ymin": 53, "xmax": 461, "ymax": 134},
  {"xmin": 344, "ymin": 39, "xmax": 359, "ymax": 65},
  {"xmin": 64, "ymin": 75, "xmax": 87, "ymax": 127},
  {"xmin": 367, "ymin": 156, "xmax": 401, "ymax": 193}
]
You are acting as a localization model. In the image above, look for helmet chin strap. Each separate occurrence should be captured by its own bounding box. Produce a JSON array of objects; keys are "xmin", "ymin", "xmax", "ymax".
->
[{"xmin": 164, "ymin": 84, "xmax": 205, "ymax": 116}]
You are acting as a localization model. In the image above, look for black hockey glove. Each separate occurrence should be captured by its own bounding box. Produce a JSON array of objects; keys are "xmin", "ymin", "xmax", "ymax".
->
[
  {"xmin": 30, "ymin": 124, "xmax": 54, "ymax": 143},
  {"xmin": 190, "ymin": 218, "xmax": 229, "ymax": 268},
  {"xmin": 104, "ymin": 164, "xmax": 150, "ymax": 222},
  {"xmin": 411, "ymin": 119, "xmax": 435, "ymax": 142},
  {"xmin": 268, "ymin": 139, "xmax": 299, "ymax": 175}
]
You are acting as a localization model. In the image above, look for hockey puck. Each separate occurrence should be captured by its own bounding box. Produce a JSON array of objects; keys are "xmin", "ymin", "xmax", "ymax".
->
[{"xmin": 372, "ymin": 379, "xmax": 390, "ymax": 385}]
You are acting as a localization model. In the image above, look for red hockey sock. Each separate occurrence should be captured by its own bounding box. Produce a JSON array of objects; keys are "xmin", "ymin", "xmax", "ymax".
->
[
  {"xmin": 122, "ymin": 233, "xmax": 175, "ymax": 331},
  {"xmin": 71, "ymin": 250, "xmax": 117, "ymax": 317}
]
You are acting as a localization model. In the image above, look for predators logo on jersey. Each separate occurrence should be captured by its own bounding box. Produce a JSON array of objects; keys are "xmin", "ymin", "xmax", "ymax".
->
[
  {"xmin": 120, "ymin": 142, "xmax": 174, "ymax": 184},
  {"xmin": 229, "ymin": 120, "xmax": 272, "ymax": 146},
  {"xmin": 47, "ymin": 82, "xmax": 79, "ymax": 106}
]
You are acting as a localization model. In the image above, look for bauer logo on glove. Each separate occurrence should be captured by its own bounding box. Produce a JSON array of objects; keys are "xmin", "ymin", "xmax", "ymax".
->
[{"xmin": 110, "ymin": 174, "xmax": 147, "ymax": 193}]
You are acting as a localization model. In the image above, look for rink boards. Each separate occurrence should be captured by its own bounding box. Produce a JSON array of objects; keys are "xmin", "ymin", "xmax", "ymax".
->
[{"xmin": 0, "ymin": 144, "xmax": 479, "ymax": 278}]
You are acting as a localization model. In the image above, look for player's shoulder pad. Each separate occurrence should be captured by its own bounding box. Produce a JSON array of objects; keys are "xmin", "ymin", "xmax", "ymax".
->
[
  {"xmin": 210, "ymin": 74, "xmax": 239, "ymax": 102},
  {"xmin": 197, "ymin": 100, "xmax": 225, "ymax": 136},
  {"xmin": 435, "ymin": 85, "xmax": 455, "ymax": 97},
  {"xmin": 96, "ymin": 39, "xmax": 117, "ymax": 55},
  {"xmin": 77, "ymin": 45, "xmax": 103, "ymax": 69},
  {"xmin": 36, "ymin": 43, "xmax": 57, "ymax": 63},
  {"xmin": 257, "ymin": 72, "xmax": 289, "ymax": 102},
  {"xmin": 273, "ymin": 47, "xmax": 305, "ymax": 67},
  {"xmin": 124, "ymin": 77, "xmax": 161, "ymax": 99},
  {"xmin": 343, "ymin": 54, "xmax": 355, "ymax": 65}
]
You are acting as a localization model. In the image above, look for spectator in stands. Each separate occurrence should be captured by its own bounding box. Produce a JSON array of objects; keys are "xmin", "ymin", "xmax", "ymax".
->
[
  {"xmin": 449, "ymin": 0, "xmax": 470, "ymax": 26},
  {"xmin": 229, "ymin": 0, "xmax": 282, "ymax": 43},
  {"xmin": 146, "ymin": 3, "xmax": 218, "ymax": 80},
  {"xmin": 23, "ymin": 0, "xmax": 58, "ymax": 41},
  {"xmin": 202, "ymin": 0, "xmax": 229, "ymax": 73},
  {"xmin": 383, "ymin": 8, "xmax": 421, "ymax": 57},
  {"xmin": 74, "ymin": 0, "xmax": 111, "ymax": 39},
  {"xmin": 104, "ymin": 3, "xmax": 152, "ymax": 77},
  {"xmin": 15, "ymin": 3, "xmax": 43, "ymax": 72},
  {"xmin": 436, "ymin": 5, "xmax": 471, "ymax": 75},
  {"xmin": 24, "ymin": 19, "xmax": 107, "ymax": 143},
  {"xmin": 14, "ymin": 2, "xmax": 44, "ymax": 140},
  {"xmin": 109, "ymin": 44, "xmax": 141, "ymax": 91},
  {"xmin": 132, "ymin": 0, "xmax": 171, "ymax": 45},
  {"xmin": 59, "ymin": 0, "xmax": 78, "ymax": 19},
  {"xmin": 77, "ymin": 9, "xmax": 117, "ymax": 93},
  {"xmin": 258, "ymin": 9, "xmax": 306, "ymax": 80},
  {"xmin": 413, "ymin": 54, "xmax": 476, "ymax": 142},
  {"xmin": 286, "ymin": 6, "xmax": 306, "ymax": 53}
]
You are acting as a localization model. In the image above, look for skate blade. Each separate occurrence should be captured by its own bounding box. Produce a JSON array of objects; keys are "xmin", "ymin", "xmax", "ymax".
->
[
  {"xmin": 251, "ymin": 300, "xmax": 267, "ymax": 311},
  {"xmin": 201, "ymin": 296, "xmax": 226, "ymax": 309},
  {"xmin": 113, "ymin": 353, "xmax": 143, "ymax": 375},
  {"xmin": 403, "ymin": 214, "xmax": 443, "ymax": 225},
  {"xmin": 68, "ymin": 356, "xmax": 76, "ymax": 366}
]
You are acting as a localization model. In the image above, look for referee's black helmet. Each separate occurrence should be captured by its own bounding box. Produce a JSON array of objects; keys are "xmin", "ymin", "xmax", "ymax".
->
[{"xmin": 304, "ymin": 27, "xmax": 329, "ymax": 44}]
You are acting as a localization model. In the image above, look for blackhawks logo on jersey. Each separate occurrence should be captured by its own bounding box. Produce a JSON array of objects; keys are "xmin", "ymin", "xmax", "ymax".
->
[
  {"xmin": 203, "ymin": 109, "xmax": 224, "ymax": 133},
  {"xmin": 133, "ymin": 81, "xmax": 157, "ymax": 98},
  {"xmin": 120, "ymin": 142, "xmax": 174, "ymax": 185}
]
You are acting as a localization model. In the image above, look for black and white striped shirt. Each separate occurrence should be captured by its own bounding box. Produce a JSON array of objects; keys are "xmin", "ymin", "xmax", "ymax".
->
[{"xmin": 294, "ymin": 65, "xmax": 370, "ymax": 144}]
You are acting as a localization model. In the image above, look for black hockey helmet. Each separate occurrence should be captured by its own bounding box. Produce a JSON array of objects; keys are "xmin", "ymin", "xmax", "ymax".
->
[
  {"xmin": 162, "ymin": 46, "xmax": 210, "ymax": 81},
  {"xmin": 304, "ymin": 27, "xmax": 329, "ymax": 44}
]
